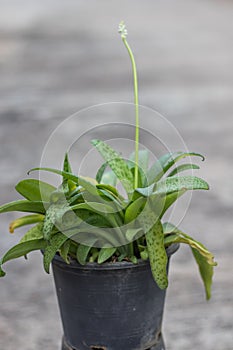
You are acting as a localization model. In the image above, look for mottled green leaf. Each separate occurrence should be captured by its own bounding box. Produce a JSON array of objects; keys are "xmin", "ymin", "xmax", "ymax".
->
[
  {"xmin": 138, "ymin": 204, "xmax": 168, "ymax": 289},
  {"xmin": 20, "ymin": 223, "xmax": 44, "ymax": 243},
  {"xmin": 154, "ymin": 176, "xmax": 209, "ymax": 195},
  {"xmin": 43, "ymin": 232, "xmax": 70, "ymax": 273},
  {"xmin": 146, "ymin": 218, "xmax": 168, "ymax": 289},
  {"xmin": 43, "ymin": 202, "xmax": 69, "ymax": 240},
  {"xmin": 147, "ymin": 152, "xmax": 204, "ymax": 185},
  {"xmin": 91, "ymin": 139, "xmax": 134, "ymax": 194},
  {"xmin": 43, "ymin": 204, "xmax": 57, "ymax": 240}
]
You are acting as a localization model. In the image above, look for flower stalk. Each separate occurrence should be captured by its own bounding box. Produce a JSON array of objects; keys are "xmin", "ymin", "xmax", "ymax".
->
[{"xmin": 119, "ymin": 21, "xmax": 139, "ymax": 189}]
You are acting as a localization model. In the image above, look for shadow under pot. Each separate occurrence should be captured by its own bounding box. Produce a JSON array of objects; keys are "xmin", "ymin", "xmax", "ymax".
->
[{"xmin": 52, "ymin": 243, "xmax": 179, "ymax": 350}]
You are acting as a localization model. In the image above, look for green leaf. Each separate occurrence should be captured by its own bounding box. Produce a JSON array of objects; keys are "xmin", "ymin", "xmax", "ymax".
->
[
  {"xmin": 65, "ymin": 204, "xmax": 118, "ymax": 235},
  {"xmin": 147, "ymin": 153, "xmax": 172, "ymax": 185},
  {"xmin": 61, "ymin": 220, "xmax": 120, "ymax": 247},
  {"xmin": 129, "ymin": 255, "xmax": 138, "ymax": 264},
  {"xmin": 163, "ymin": 222, "xmax": 217, "ymax": 299},
  {"xmin": 96, "ymin": 184, "xmax": 120, "ymax": 198},
  {"xmin": 63, "ymin": 153, "xmax": 72, "ymax": 173},
  {"xmin": 0, "ymin": 239, "xmax": 47, "ymax": 277},
  {"xmin": 91, "ymin": 139, "xmax": 134, "ymax": 194},
  {"xmin": 20, "ymin": 223, "xmax": 44, "ymax": 243},
  {"xmin": 135, "ymin": 184, "xmax": 154, "ymax": 197},
  {"xmin": 130, "ymin": 149, "xmax": 149, "ymax": 186},
  {"xmin": 89, "ymin": 248, "xmax": 99, "ymax": 262},
  {"xmin": 28, "ymin": 167, "xmax": 79, "ymax": 183},
  {"xmin": 76, "ymin": 237, "xmax": 97, "ymax": 265},
  {"xmin": 43, "ymin": 232, "xmax": 70, "ymax": 273},
  {"xmin": 9, "ymin": 214, "xmax": 44, "ymax": 233},
  {"xmin": 163, "ymin": 222, "xmax": 216, "ymax": 265},
  {"xmin": 78, "ymin": 176, "xmax": 99, "ymax": 195},
  {"xmin": 15, "ymin": 179, "xmax": 55, "ymax": 202},
  {"xmin": 147, "ymin": 152, "xmax": 204, "ymax": 185},
  {"xmin": 59, "ymin": 240, "xmax": 71, "ymax": 264},
  {"xmin": 0, "ymin": 200, "xmax": 48, "ymax": 214},
  {"xmin": 130, "ymin": 149, "xmax": 149, "ymax": 173},
  {"xmin": 97, "ymin": 247, "xmax": 117, "ymax": 264},
  {"xmin": 95, "ymin": 162, "xmax": 118, "ymax": 187},
  {"xmin": 146, "ymin": 190, "xmax": 187, "ymax": 220},
  {"xmin": 124, "ymin": 197, "xmax": 146, "ymax": 224},
  {"xmin": 70, "ymin": 190, "xmax": 124, "ymax": 227},
  {"xmin": 98, "ymin": 188, "xmax": 124, "ymax": 210},
  {"xmin": 125, "ymin": 228, "xmax": 142, "ymax": 241},
  {"xmin": 71, "ymin": 202, "xmax": 117, "ymax": 215},
  {"xmin": 96, "ymin": 162, "xmax": 108, "ymax": 183},
  {"xmin": 118, "ymin": 252, "xmax": 127, "ymax": 261},
  {"xmin": 62, "ymin": 153, "xmax": 75, "ymax": 195},
  {"xmin": 168, "ymin": 163, "xmax": 200, "ymax": 177},
  {"xmin": 101, "ymin": 171, "xmax": 117, "ymax": 186},
  {"xmin": 140, "ymin": 249, "xmax": 148, "ymax": 260},
  {"xmin": 159, "ymin": 190, "xmax": 186, "ymax": 216},
  {"xmin": 192, "ymin": 248, "xmax": 214, "ymax": 300},
  {"xmin": 49, "ymin": 188, "xmax": 67, "ymax": 204}
]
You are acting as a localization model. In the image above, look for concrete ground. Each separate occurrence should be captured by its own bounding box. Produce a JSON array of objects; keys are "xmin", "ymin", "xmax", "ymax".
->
[{"xmin": 0, "ymin": 1, "xmax": 232, "ymax": 349}]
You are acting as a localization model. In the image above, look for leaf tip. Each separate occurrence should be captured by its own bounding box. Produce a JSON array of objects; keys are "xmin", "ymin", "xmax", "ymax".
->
[
  {"xmin": 43, "ymin": 260, "xmax": 50, "ymax": 274},
  {"xmin": 0, "ymin": 260, "xmax": 6, "ymax": 277},
  {"xmin": 9, "ymin": 223, "xmax": 14, "ymax": 234},
  {"xmin": 91, "ymin": 139, "xmax": 100, "ymax": 147},
  {"xmin": 201, "ymin": 155, "xmax": 205, "ymax": 161},
  {"xmin": 0, "ymin": 270, "xmax": 6, "ymax": 277}
]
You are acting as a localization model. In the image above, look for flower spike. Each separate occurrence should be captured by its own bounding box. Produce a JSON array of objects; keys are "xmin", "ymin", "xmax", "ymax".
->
[{"xmin": 118, "ymin": 21, "xmax": 128, "ymax": 39}]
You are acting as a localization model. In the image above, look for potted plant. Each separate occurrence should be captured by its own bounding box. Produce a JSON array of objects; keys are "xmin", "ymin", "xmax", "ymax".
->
[{"xmin": 0, "ymin": 22, "xmax": 216, "ymax": 350}]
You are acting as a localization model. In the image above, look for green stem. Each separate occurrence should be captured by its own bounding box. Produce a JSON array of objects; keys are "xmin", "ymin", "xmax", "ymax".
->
[{"xmin": 120, "ymin": 23, "xmax": 139, "ymax": 189}]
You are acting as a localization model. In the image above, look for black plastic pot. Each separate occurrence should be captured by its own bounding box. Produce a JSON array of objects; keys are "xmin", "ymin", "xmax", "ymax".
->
[{"xmin": 52, "ymin": 244, "xmax": 179, "ymax": 350}]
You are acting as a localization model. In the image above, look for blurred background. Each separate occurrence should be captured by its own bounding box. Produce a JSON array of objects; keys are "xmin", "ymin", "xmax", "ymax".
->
[{"xmin": 0, "ymin": 0, "xmax": 232, "ymax": 349}]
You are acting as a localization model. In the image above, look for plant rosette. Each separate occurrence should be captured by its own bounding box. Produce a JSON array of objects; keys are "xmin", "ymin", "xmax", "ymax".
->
[{"xmin": 0, "ymin": 22, "xmax": 217, "ymax": 350}]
